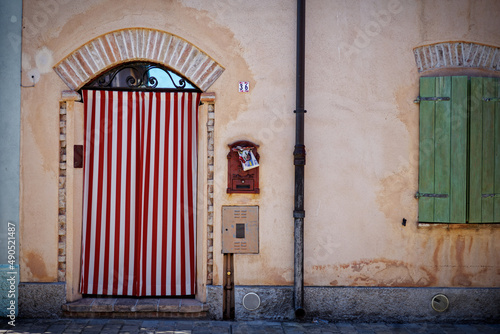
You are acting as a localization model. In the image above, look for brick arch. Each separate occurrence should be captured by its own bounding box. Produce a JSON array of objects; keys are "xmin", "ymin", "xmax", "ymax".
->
[
  {"xmin": 414, "ymin": 42, "xmax": 500, "ymax": 73},
  {"xmin": 54, "ymin": 28, "xmax": 224, "ymax": 91}
]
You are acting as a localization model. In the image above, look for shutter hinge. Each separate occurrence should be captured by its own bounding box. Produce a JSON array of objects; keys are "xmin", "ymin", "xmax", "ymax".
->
[
  {"xmin": 413, "ymin": 96, "xmax": 450, "ymax": 104},
  {"xmin": 482, "ymin": 193, "xmax": 500, "ymax": 198},
  {"xmin": 482, "ymin": 97, "xmax": 500, "ymax": 102},
  {"xmin": 415, "ymin": 192, "xmax": 449, "ymax": 199}
]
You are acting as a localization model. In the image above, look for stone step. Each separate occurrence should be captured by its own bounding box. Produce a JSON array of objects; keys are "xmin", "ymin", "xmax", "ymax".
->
[{"xmin": 62, "ymin": 297, "xmax": 208, "ymax": 319}]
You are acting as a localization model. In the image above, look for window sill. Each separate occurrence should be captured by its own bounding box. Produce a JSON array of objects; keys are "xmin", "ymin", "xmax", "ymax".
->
[{"xmin": 417, "ymin": 223, "xmax": 500, "ymax": 230}]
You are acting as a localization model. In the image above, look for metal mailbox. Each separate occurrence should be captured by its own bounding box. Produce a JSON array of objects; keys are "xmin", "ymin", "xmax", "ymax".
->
[
  {"xmin": 227, "ymin": 141, "xmax": 260, "ymax": 194},
  {"xmin": 222, "ymin": 206, "xmax": 259, "ymax": 254}
]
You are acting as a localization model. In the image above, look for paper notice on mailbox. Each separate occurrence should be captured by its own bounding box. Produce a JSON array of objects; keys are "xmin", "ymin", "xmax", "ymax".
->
[{"xmin": 233, "ymin": 146, "xmax": 259, "ymax": 171}]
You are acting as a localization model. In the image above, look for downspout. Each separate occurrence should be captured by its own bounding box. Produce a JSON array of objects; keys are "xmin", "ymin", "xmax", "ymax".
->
[{"xmin": 293, "ymin": 0, "xmax": 306, "ymax": 319}]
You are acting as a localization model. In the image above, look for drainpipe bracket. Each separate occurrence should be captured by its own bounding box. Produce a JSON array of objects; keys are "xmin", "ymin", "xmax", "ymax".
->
[
  {"xmin": 294, "ymin": 158, "xmax": 306, "ymax": 166},
  {"xmin": 293, "ymin": 145, "xmax": 306, "ymax": 166},
  {"xmin": 293, "ymin": 210, "xmax": 305, "ymax": 218},
  {"xmin": 294, "ymin": 109, "xmax": 307, "ymax": 113}
]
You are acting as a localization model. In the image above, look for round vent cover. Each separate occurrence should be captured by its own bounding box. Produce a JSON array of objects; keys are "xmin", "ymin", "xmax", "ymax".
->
[
  {"xmin": 431, "ymin": 294, "xmax": 449, "ymax": 312},
  {"xmin": 242, "ymin": 292, "xmax": 261, "ymax": 311}
]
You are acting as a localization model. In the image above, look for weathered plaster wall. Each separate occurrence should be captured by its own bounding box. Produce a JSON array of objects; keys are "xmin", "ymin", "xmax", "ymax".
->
[
  {"xmin": 301, "ymin": 0, "xmax": 500, "ymax": 288},
  {"xmin": 19, "ymin": 0, "xmax": 499, "ymax": 295}
]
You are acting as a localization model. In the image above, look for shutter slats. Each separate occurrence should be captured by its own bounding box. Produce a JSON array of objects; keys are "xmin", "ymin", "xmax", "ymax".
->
[
  {"xmin": 450, "ymin": 76, "xmax": 468, "ymax": 223},
  {"xmin": 469, "ymin": 77, "xmax": 483, "ymax": 222},
  {"xmin": 493, "ymin": 79, "xmax": 500, "ymax": 223},
  {"xmin": 434, "ymin": 77, "xmax": 451, "ymax": 222},
  {"xmin": 482, "ymin": 78, "xmax": 495, "ymax": 222},
  {"xmin": 470, "ymin": 78, "xmax": 500, "ymax": 223},
  {"xmin": 418, "ymin": 77, "xmax": 437, "ymax": 222},
  {"xmin": 495, "ymin": 80, "xmax": 500, "ymax": 222}
]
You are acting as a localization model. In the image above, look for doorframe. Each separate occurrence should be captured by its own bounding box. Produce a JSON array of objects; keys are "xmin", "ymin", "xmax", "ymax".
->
[{"xmin": 60, "ymin": 90, "xmax": 216, "ymax": 302}]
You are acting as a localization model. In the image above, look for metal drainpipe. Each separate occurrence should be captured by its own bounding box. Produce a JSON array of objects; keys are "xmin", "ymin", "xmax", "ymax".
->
[{"xmin": 293, "ymin": 0, "xmax": 306, "ymax": 319}]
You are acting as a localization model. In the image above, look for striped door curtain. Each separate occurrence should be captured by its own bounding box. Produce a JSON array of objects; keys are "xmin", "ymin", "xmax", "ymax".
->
[{"xmin": 80, "ymin": 90, "xmax": 200, "ymax": 296}]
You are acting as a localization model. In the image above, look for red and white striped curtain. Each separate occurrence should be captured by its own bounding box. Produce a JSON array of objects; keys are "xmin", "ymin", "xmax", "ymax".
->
[{"xmin": 80, "ymin": 90, "xmax": 199, "ymax": 296}]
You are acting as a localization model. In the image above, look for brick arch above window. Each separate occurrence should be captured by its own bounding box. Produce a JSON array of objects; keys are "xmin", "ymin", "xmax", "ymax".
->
[
  {"xmin": 53, "ymin": 28, "xmax": 225, "ymax": 91},
  {"xmin": 414, "ymin": 42, "xmax": 500, "ymax": 73}
]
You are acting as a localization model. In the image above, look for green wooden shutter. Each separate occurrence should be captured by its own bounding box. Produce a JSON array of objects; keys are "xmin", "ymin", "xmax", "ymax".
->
[
  {"xmin": 417, "ymin": 76, "xmax": 467, "ymax": 223},
  {"xmin": 469, "ymin": 77, "xmax": 500, "ymax": 223}
]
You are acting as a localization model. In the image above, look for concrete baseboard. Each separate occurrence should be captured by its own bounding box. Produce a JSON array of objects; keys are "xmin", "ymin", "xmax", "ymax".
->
[
  {"xmin": 236, "ymin": 286, "xmax": 295, "ymax": 321},
  {"xmin": 305, "ymin": 286, "xmax": 500, "ymax": 323},
  {"xmin": 206, "ymin": 285, "xmax": 500, "ymax": 323},
  {"xmin": 18, "ymin": 282, "xmax": 66, "ymax": 318},
  {"xmin": 16, "ymin": 283, "xmax": 500, "ymax": 322},
  {"xmin": 206, "ymin": 285, "xmax": 224, "ymax": 320}
]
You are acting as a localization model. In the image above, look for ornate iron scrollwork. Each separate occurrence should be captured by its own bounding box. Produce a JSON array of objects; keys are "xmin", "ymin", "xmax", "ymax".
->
[{"xmin": 85, "ymin": 62, "xmax": 197, "ymax": 91}]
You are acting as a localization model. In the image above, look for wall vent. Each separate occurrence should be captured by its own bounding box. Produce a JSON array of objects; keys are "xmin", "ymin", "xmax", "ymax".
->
[
  {"xmin": 242, "ymin": 292, "xmax": 261, "ymax": 311},
  {"xmin": 431, "ymin": 294, "xmax": 449, "ymax": 312}
]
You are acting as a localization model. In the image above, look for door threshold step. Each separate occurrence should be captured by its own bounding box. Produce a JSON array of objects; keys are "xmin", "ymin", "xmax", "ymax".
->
[{"xmin": 62, "ymin": 297, "xmax": 208, "ymax": 319}]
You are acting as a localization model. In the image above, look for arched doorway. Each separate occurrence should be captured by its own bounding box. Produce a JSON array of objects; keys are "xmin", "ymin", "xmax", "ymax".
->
[{"xmin": 53, "ymin": 28, "xmax": 224, "ymax": 301}]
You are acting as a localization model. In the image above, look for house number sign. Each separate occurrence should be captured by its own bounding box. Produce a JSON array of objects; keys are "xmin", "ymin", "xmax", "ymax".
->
[{"xmin": 239, "ymin": 81, "xmax": 249, "ymax": 93}]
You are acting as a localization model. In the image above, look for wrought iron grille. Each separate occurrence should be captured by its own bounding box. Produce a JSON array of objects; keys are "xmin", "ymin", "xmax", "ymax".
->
[{"xmin": 83, "ymin": 62, "xmax": 200, "ymax": 92}]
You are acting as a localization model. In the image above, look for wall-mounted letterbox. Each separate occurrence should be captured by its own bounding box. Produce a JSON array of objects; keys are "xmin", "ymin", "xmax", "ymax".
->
[
  {"xmin": 222, "ymin": 206, "xmax": 259, "ymax": 254},
  {"xmin": 227, "ymin": 141, "xmax": 260, "ymax": 194}
]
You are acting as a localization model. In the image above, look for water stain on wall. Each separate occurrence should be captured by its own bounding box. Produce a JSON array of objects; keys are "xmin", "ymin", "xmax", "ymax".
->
[
  {"xmin": 350, "ymin": 258, "xmax": 436, "ymax": 287},
  {"xmin": 309, "ymin": 249, "xmax": 498, "ymax": 288},
  {"xmin": 376, "ymin": 166, "xmax": 416, "ymax": 222},
  {"xmin": 419, "ymin": 231, "xmax": 498, "ymax": 287},
  {"xmin": 22, "ymin": 251, "xmax": 51, "ymax": 281},
  {"xmin": 235, "ymin": 260, "xmax": 292, "ymax": 286},
  {"xmin": 451, "ymin": 235, "xmax": 472, "ymax": 286},
  {"xmin": 310, "ymin": 258, "xmax": 436, "ymax": 287}
]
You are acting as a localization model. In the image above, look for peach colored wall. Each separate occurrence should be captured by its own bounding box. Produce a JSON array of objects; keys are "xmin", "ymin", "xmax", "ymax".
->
[{"xmin": 20, "ymin": 0, "xmax": 499, "ymax": 295}]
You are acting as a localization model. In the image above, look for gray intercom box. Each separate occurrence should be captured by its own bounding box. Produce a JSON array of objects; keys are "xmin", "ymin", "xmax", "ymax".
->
[{"xmin": 222, "ymin": 206, "xmax": 259, "ymax": 254}]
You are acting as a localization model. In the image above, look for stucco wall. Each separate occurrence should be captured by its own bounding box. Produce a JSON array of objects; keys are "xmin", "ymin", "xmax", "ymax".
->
[
  {"xmin": 300, "ymin": 0, "xmax": 500, "ymax": 288},
  {"xmin": 19, "ymin": 0, "xmax": 499, "ymax": 296}
]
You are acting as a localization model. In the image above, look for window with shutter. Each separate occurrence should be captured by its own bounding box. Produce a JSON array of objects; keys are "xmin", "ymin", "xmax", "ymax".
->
[{"xmin": 417, "ymin": 76, "xmax": 500, "ymax": 224}]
